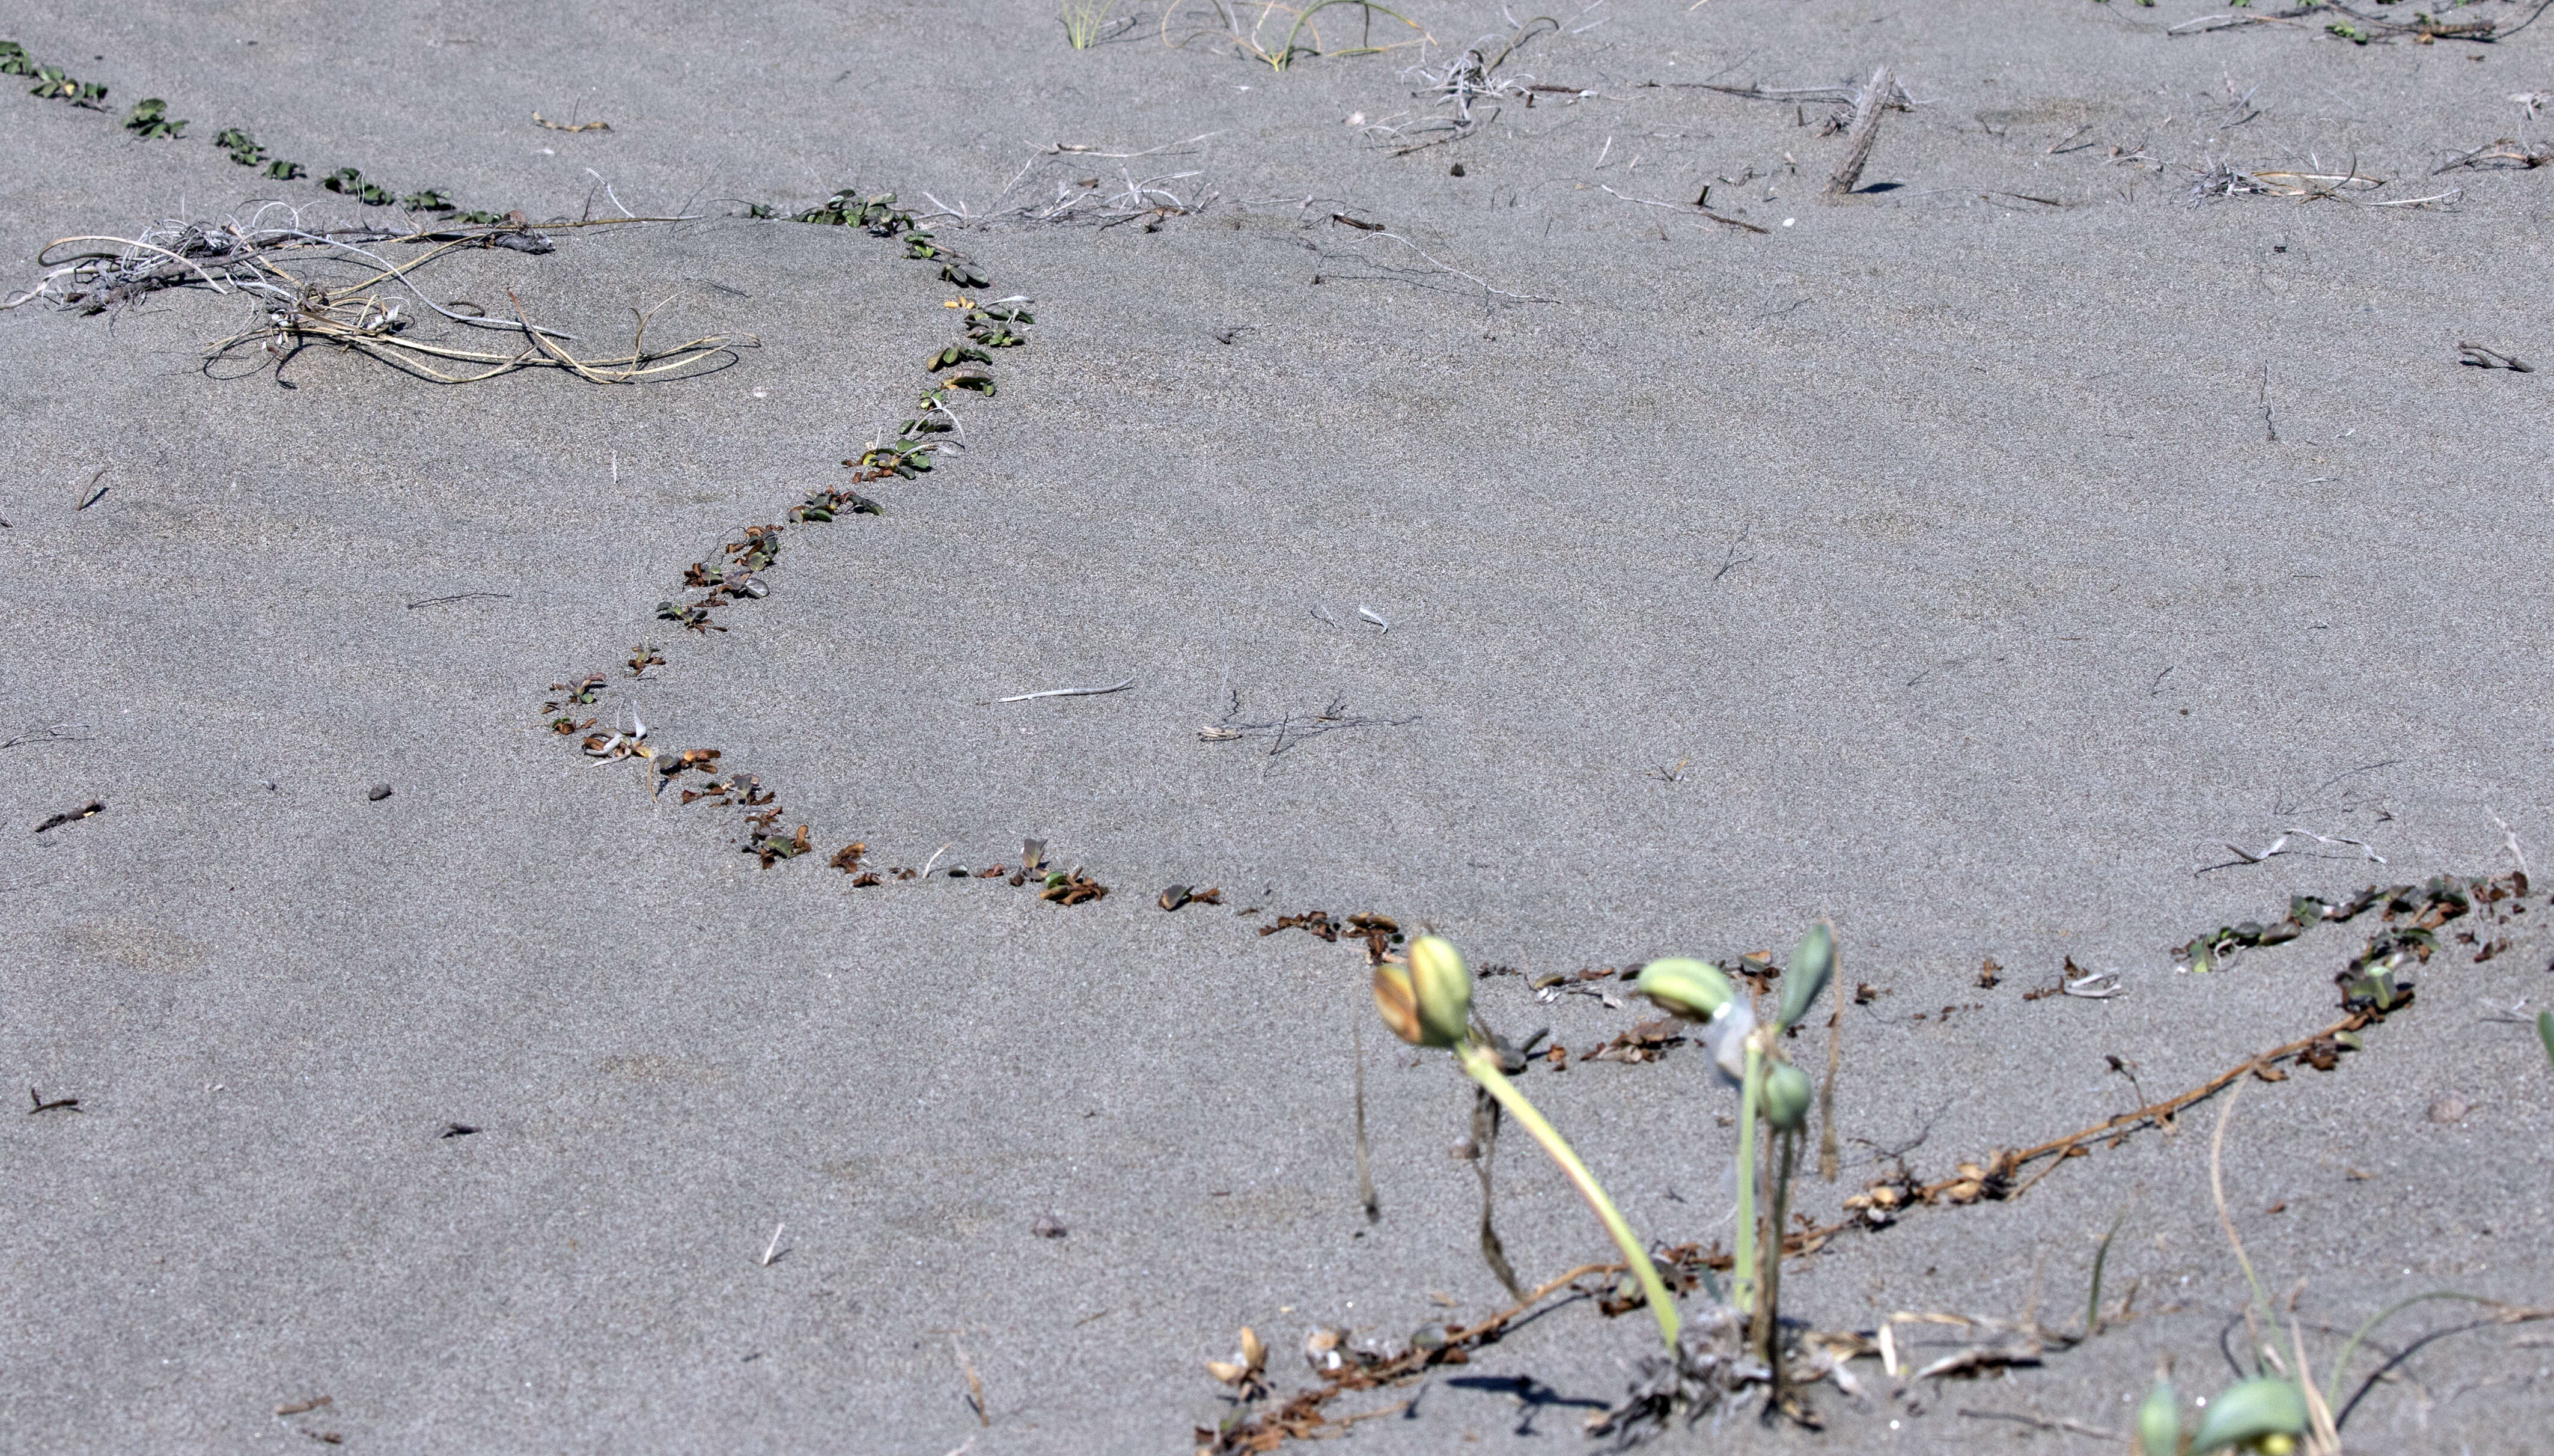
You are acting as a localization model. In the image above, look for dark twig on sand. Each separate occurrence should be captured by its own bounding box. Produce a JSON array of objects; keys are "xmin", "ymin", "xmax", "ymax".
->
[
  {"xmin": 2458, "ymin": 342, "xmax": 2533, "ymax": 373},
  {"xmin": 1, "ymin": 723, "xmax": 94, "ymax": 754},
  {"xmin": 1353, "ymin": 1017, "xmax": 1380, "ymax": 1221}
]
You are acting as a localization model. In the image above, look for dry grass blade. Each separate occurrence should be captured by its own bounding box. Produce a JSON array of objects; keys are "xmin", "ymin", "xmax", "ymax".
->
[{"xmin": 1162, "ymin": 1, "xmax": 1428, "ymax": 73}]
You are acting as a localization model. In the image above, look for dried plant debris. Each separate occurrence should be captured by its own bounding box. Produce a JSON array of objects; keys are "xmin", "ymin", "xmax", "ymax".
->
[
  {"xmin": 1258, "ymin": 908, "xmax": 1343, "ymax": 942},
  {"xmin": 1033, "ymin": 865, "xmax": 1112, "ymax": 906},
  {"xmin": 1199, "ymin": 693, "xmax": 1419, "ymax": 754},
  {"xmin": 1840, "ymin": 1006, "xmax": 2393, "ymax": 1231},
  {"xmin": 1209, "ymin": 1263, "xmax": 1911, "ymax": 1453},
  {"xmin": 1579, "ymin": 1017, "xmax": 1687, "ymax": 1065},
  {"xmin": 743, "ymin": 809, "xmax": 814, "ymax": 866},
  {"xmin": 2170, "ymin": 2, "xmax": 2499, "ymax": 42},
  {"xmin": 28, "ymin": 1087, "xmax": 81, "ymax": 1114},
  {"xmin": 1585, "ymin": 1303, "xmax": 1861, "ymax": 1442},
  {"xmin": 1, "ymin": 721, "xmax": 94, "ymax": 752},
  {"xmin": 659, "ymin": 524, "xmax": 785, "ymax": 632},
  {"xmin": 1162, "ymin": 0, "xmax": 1430, "ymax": 75},
  {"xmin": 2458, "ymin": 341, "xmax": 2534, "ymax": 372},
  {"xmin": 8, "ymin": 210, "xmax": 751, "ymax": 385},
  {"xmin": 2172, "ymin": 873, "xmax": 2501, "ymax": 973},
  {"xmin": 2436, "ymin": 138, "xmax": 2554, "ymax": 174},
  {"xmin": 34, "ymin": 800, "xmax": 105, "ymax": 834},
  {"xmin": 2187, "ymin": 156, "xmax": 2460, "ymax": 209},
  {"xmin": 1371, "ymin": 14, "xmax": 1561, "ymax": 153},
  {"xmin": 1159, "ymin": 884, "xmax": 1227, "ymax": 911},
  {"xmin": 1199, "ymin": 1263, "xmax": 1614, "ymax": 1455},
  {"xmin": 519, "ymin": 156, "xmax": 1050, "ymax": 908}
]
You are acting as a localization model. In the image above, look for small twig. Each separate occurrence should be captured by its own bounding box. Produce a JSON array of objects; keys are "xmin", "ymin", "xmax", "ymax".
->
[
  {"xmin": 1710, "ymin": 522, "xmax": 1755, "ymax": 581},
  {"xmin": 1354, "ymin": 1016, "xmax": 1379, "ymax": 1222},
  {"xmin": 2167, "ymin": 13, "xmax": 2299, "ymax": 36},
  {"xmin": 0, "ymin": 723, "xmax": 94, "ymax": 752},
  {"xmin": 1356, "ymin": 605, "xmax": 1391, "ymax": 633},
  {"xmin": 1957, "ymin": 1409, "xmax": 2121, "ymax": 1441},
  {"xmin": 404, "ymin": 591, "xmax": 513, "ymax": 609},
  {"xmin": 760, "ymin": 1222, "xmax": 786, "ymax": 1267},
  {"xmin": 2458, "ymin": 342, "xmax": 2534, "ymax": 373},
  {"xmin": 992, "ymin": 676, "xmax": 1136, "ymax": 704},
  {"xmin": 1360, "ymin": 229, "xmax": 1556, "ymax": 302},
  {"xmin": 952, "ymin": 1336, "xmax": 989, "ymax": 1426},
  {"xmin": 1038, "ymin": 131, "xmax": 1224, "ymax": 159}
]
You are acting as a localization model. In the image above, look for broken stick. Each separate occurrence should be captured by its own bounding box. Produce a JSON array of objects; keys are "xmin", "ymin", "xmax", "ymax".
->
[{"xmin": 1825, "ymin": 66, "xmax": 1893, "ymax": 198}]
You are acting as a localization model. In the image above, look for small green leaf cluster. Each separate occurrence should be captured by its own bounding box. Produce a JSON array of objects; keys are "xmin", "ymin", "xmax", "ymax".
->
[
  {"xmin": 122, "ymin": 97, "xmax": 184, "ymax": 138},
  {"xmin": 322, "ymin": 166, "xmax": 396, "ymax": 206}
]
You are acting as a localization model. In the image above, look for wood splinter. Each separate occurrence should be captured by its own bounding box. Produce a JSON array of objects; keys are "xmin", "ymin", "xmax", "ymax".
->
[{"xmin": 1824, "ymin": 65, "xmax": 1894, "ymax": 199}]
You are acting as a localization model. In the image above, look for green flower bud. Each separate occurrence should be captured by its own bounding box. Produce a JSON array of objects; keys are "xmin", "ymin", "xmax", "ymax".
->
[
  {"xmin": 1777, "ymin": 921, "xmax": 1835, "ymax": 1031},
  {"xmin": 2190, "ymin": 1377, "xmax": 2306, "ymax": 1455},
  {"xmin": 2136, "ymin": 1371, "xmax": 2180, "ymax": 1456},
  {"xmin": 1635, "ymin": 958, "xmax": 1734, "ymax": 1021},
  {"xmin": 1406, "ymin": 934, "xmax": 1475, "ymax": 1049},
  {"xmin": 1762, "ymin": 1059, "xmax": 1814, "ymax": 1130}
]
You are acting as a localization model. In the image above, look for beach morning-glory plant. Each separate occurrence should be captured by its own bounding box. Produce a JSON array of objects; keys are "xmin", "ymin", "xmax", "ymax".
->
[
  {"xmin": 1636, "ymin": 921, "xmax": 1834, "ymax": 1359},
  {"xmin": 1374, "ymin": 934, "xmax": 1682, "ymax": 1351}
]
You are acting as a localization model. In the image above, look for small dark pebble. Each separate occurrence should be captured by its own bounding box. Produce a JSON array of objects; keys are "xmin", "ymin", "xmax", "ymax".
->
[
  {"xmin": 367, "ymin": 783, "xmax": 392, "ymax": 802},
  {"xmin": 1159, "ymin": 884, "xmax": 1191, "ymax": 912},
  {"xmin": 1032, "ymin": 1212, "xmax": 1068, "ymax": 1238},
  {"xmin": 1449, "ymin": 162, "xmax": 1466, "ymax": 177},
  {"xmin": 439, "ymin": 1122, "xmax": 479, "ymax": 1138}
]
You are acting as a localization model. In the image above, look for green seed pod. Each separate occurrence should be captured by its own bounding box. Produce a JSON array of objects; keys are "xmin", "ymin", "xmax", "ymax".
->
[
  {"xmin": 1777, "ymin": 921, "xmax": 1835, "ymax": 1031},
  {"xmin": 1406, "ymin": 934, "xmax": 1475, "ymax": 1050},
  {"xmin": 2190, "ymin": 1376, "xmax": 2306, "ymax": 1455},
  {"xmin": 2136, "ymin": 1371, "xmax": 2180, "ymax": 1456},
  {"xmin": 1635, "ymin": 958, "xmax": 1734, "ymax": 1022},
  {"xmin": 1761, "ymin": 1059, "xmax": 1814, "ymax": 1131}
]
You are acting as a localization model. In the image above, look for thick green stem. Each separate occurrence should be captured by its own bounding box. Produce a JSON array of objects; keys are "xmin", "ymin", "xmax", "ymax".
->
[
  {"xmin": 1457, "ymin": 1041, "xmax": 1681, "ymax": 1350},
  {"xmin": 1732, "ymin": 1040, "xmax": 1765, "ymax": 1318}
]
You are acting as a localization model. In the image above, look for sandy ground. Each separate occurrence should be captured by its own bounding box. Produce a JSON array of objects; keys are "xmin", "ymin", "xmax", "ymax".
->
[{"xmin": 4, "ymin": 2, "xmax": 2552, "ymax": 1452}]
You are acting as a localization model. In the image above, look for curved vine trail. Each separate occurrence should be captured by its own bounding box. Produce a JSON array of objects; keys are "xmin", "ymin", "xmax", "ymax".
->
[{"xmin": 7, "ymin": 8, "xmax": 2554, "ymax": 1453}]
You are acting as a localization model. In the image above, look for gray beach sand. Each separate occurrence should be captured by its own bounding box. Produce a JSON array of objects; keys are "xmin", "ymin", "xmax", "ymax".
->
[{"xmin": 4, "ymin": 3, "xmax": 2550, "ymax": 1451}]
